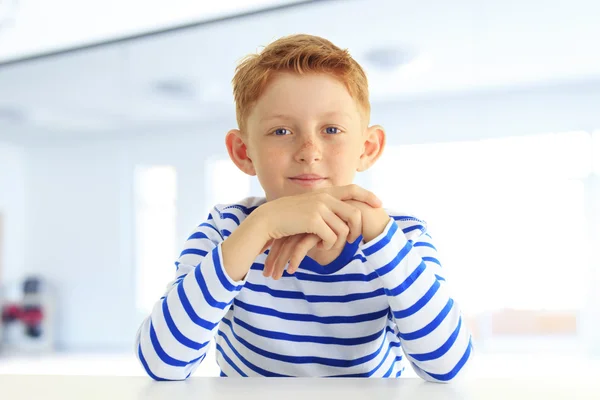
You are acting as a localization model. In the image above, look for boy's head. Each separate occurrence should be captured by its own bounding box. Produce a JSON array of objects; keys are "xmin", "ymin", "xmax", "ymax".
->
[{"xmin": 226, "ymin": 34, "xmax": 385, "ymax": 201}]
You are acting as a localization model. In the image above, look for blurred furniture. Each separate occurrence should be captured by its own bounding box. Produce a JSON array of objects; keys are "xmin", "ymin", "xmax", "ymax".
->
[
  {"xmin": 465, "ymin": 308, "xmax": 578, "ymax": 339},
  {"xmin": 0, "ymin": 276, "xmax": 55, "ymax": 353}
]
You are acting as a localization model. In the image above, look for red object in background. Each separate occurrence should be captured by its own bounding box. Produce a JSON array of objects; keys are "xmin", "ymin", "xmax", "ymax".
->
[
  {"xmin": 1, "ymin": 303, "xmax": 43, "ymax": 325},
  {"xmin": 21, "ymin": 306, "xmax": 43, "ymax": 325},
  {"xmin": 1, "ymin": 303, "xmax": 22, "ymax": 323}
]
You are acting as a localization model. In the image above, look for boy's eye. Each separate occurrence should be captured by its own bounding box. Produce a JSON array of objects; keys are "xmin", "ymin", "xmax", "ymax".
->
[
  {"xmin": 325, "ymin": 127, "xmax": 341, "ymax": 134},
  {"xmin": 274, "ymin": 128, "xmax": 291, "ymax": 136}
]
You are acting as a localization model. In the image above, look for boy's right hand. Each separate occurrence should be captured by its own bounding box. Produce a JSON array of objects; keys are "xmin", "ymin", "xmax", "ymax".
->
[
  {"xmin": 254, "ymin": 184, "xmax": 381, "ymax": 252},
  {"xmin": 221, "ymin": 185, "xmax": 380, "ymax": 282}
]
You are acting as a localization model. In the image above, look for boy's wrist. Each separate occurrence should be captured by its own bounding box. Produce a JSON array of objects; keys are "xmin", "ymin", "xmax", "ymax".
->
[
  {"xmin": 246, "ymin": 204, "xmax": 274, "ymax": 243},
  {"xmin": 362, "ymin": 207, "xmax": 391, "ymax": 243},
  {"xmin": 220, "ymin": 206, "xmax": 273, "ymax": 282},
  {"xmin": 344, "ymin": 200, "xmax": 390, "ymax": 242}
]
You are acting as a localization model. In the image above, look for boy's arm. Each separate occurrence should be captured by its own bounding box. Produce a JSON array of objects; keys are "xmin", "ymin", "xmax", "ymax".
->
[
  {"xmin": 356, "ymin": 204, "xmax": 473, "ymax": 383},
  {"xmin": 135, "ymin": 205, "xmax": 267, "ymax": 381}
]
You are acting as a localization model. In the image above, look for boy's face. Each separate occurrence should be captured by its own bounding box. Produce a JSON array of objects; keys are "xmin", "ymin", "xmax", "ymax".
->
[{"xmin": 228, "ymin": 72, "xmax": 384, "ymax": 201}]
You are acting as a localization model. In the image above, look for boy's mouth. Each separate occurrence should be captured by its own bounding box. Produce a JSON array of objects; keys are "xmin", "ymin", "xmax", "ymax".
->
[{"xmin": 289, "ymin": 174, "xmax": 327, "ymax": 187}]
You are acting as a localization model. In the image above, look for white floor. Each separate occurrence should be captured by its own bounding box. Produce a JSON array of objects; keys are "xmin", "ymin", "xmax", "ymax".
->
[{"xmin": 1, "ymin": 345, "xmax": 600, "ymax": 379}]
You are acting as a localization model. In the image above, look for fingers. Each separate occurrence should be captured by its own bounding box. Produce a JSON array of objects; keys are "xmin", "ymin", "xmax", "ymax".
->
[
  {"xmin": 260, "ymin": 238, "xmax": 274, "ymax": 254},
  {"xmin": 272, "ymin": 235, "xmax": 304, "ymax": 280},
  {"xmin": 320, "ymin": 206, "xmax": 351, "ymax": 251},
  {"xmin": 334, "ymin": 200, "xmax": 363, "ymax": 243},
  {"xmin": 305, "ymin": 197, "xmax": 361, "ymax": 249},
  {"xmin": 330, "ymin": 184, "xmax": 382, "ymax": 208},
  {"xmin": 268, "ymin": 234, "xmax": 320, "ymax": 278},
  {"xmin": 320, "ymin": 198, "xmax": 362, "ymax": 243},
  {"xmin": 307, "ymin": 212, "xmax": 338, "ymax": 250},
  {"xmin": 288, "ymin": 234, "xmax": 320, "ymax": 274},
  {"xmin": 263, "ymin": 238, "xmax": 286, "ymax": 277}
]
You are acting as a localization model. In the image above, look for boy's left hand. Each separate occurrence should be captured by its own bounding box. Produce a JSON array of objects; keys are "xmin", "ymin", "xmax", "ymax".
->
[
  {"xmin": 263, "ymin": 199, "xmax": 390, "ymax": 279},
  {"xmin": 343, "ymin": 200, "xmax": 390, "ymax": 242}
]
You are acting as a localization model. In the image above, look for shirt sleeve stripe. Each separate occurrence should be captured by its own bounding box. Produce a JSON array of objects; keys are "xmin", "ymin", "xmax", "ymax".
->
[
  {"xmin": 212, "ymin": 246, "xmax": 243, "ymax": 292},
  {"xmin": 398, "ymin": 299, "xmax": 454, "ymax": 341},
  {"xmin": 423, "ymin": 338, "xmax": 473, "ymax": 381},
  {"xmin": 374, "ymin": 240, "xmax": 413, "ymax": 277},
  {"xmin": 383, "ymin": 261, "xmax": 427, "ymax": 297},
  {"xmin": 393, "ymin": 280, "xmax": 441, "ymax": 319},
  {"xmin": 362, "ymin": 220, "xmax": 398, "ymax": 256},
  {"xmin": 194, "ymin": 262, "xmax": 234, "ymax": 310},
  {"xmin": 161, "ymin": 298, "xmax": 209, "ymax": 350},
  {"xmin": 177, "ymin": 281, "xmax": 219, "ymax": 331},
  {"xmin": 408, "ymin": 317, "xmax": 463, "ymax": 362}
]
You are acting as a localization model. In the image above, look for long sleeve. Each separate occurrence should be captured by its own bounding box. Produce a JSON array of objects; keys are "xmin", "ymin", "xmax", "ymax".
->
[
  {"xmin": 134, "ymin": 209, "xmax": 246, "ymax": 381},
  {"xmin": 359, "ymin": 217, "xmax": 473, "ymax": 382}
]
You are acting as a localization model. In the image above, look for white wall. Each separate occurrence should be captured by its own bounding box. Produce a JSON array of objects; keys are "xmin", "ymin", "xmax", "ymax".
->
[
  {"xmin": 0, "ymin": 142, "xmax": 27, "ymax": 288},
  {"xmin": 22, "ymin": 121, "xmax": 232, "ymax": 350},
  {"xmin": 372, "ymin": 80, "xmax": 600, "ymax": 146},
  {"xmin": 10, "ymin": 79, "xmax": 600, "ymax": 351}
]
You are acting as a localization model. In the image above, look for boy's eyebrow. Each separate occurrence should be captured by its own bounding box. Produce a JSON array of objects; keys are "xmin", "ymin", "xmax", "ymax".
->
[{"xmin": 260, "ymin": 111, "xmax": 354, "ymax": 123}]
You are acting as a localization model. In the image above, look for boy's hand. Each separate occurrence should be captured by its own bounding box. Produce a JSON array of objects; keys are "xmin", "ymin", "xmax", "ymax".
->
[
  {"xmin": 263, "ymin": 233, "xmax": 321, "ymax": 279},
  {"xmin": 263, "ymin": 197, "xmax": 390, "ymax": 280},
  {"xmin": 343, "ymin": 199, "xmax": 390, "ymax": 243},
  {"xmin": 254, "ymin": 185, "xmax": 381, "ymax": 279},
  {"xmin": 256, "ymin": 184, "xmax": 380, "ymax": 246}
]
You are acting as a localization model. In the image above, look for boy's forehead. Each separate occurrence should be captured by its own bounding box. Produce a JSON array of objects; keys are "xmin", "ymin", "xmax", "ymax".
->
[
  {"xmin": 258, "ymin": 110, "xmax": 356, "ymax": 123},
  {"xmin": 250, "ymin": 73, "xmax": 362, "ymax": 120},
  {"xmin": 263, "ymin": 71, "xmax": 348, "ymax": 96}
]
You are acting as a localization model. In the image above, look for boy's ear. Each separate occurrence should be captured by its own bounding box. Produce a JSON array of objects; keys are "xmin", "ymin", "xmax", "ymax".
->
[
  {"xmin": 357, "ymin": 125, "xmax": 386, "ymax": 172},
  {"xmin": 225, "ymin": 129, "xmax": 256, "ymax": 176}
]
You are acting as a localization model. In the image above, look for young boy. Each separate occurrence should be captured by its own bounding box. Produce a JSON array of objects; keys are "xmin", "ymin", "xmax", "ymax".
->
[{"xmin": 135, "ymin": 34, "xmax": 473, "ymax": 381}]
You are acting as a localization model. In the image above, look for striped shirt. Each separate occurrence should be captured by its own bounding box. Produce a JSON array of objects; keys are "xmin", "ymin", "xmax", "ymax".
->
[{"xmin": 135, "ymin": 196, "xmax": 473, "ymax": 381}]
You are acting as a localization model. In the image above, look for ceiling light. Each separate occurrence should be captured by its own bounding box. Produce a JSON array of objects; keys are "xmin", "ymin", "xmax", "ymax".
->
[
  {"xmin": 363, "ymin": 45, "xmax": 417, "ymax": 71},
  {"xmin": 0, "ymin": 106, "xmax": 26, "ymax": 123},
  {"xmin": 152, "ymin": 79, "xmax": 196, "ymax": 99}
]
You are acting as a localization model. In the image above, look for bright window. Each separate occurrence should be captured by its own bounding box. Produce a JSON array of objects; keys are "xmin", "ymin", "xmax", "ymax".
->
[
  {"xmin": 371, "ymin": 132, "xmax": 592, "ymax": 316},
  {"xmin": 134, "ymin": 165, "xmax": 177, "ymax": 314},
  {"xmin": 593, "ymin": 130, "xmax": 600, "ymax": 175},
  {"xmin": 205, "ymin": 157, "xmax": 251, "ymax": 212}
]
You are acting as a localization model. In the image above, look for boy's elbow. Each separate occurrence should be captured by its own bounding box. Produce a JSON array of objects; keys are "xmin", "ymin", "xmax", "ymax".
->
[
  {"xmin": 135, "ymin": 333, "xmax": 195, "ymax": 381},
  {"xmin": 137, "ymin": 352, "xmax": 193, "ymax": 382},
  {"xmin": 146, "ymin": 366, "xmax": 190, "ymax": 382},
  {"xmin": 416, "ymin": 361, "xmax": 470, "ymax": 384},
  {"xmin": 415, "ymin": 340, "xmax": 474, "ymax": 383},
  {"xmin": 425, "ymin": 362, "xmax": 470, "ymax": 384}
]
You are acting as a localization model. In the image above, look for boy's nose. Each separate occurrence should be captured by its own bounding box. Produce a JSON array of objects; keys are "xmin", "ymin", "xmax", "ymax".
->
[{"xmin": 295, "ymin": 141, "xmax": 322, "ymax": 163}]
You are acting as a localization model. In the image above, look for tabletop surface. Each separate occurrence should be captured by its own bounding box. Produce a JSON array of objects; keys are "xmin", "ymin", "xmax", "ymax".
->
[{"xmin": 1, "ymin": 375, "xmax": 598, "ymax": 400}]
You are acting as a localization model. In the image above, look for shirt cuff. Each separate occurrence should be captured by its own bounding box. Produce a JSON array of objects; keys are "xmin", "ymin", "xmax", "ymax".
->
[
  {"xmin": 360, "ymin": 217, "xmax": 408, "ymax": 260},
  {"xmin": 359, "ymin": 218, "xmax": 423, "ymax": 290},
  {"xmin": 203, "ymin": 244, "xmax": 247, "ymax": 297}
]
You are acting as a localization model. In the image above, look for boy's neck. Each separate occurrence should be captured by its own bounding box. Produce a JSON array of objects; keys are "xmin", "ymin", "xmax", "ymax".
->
[{"xmin": 306, "ymin": 245, "xmax": 344, "ymax": 266}]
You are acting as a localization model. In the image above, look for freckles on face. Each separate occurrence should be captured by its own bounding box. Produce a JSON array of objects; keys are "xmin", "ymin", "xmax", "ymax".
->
[
  {"xmin": 261, "ymin": 145, "xmax": 287, "ymax": 165},
  {"xmin": 243, "ymin": 72, "xmax": 370, "ymax": 197}
]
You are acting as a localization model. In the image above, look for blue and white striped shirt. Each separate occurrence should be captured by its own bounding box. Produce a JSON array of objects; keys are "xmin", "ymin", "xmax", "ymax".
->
[{"xmin": 135, "ymin": 196, "xmax": 473, "ymax": 381}]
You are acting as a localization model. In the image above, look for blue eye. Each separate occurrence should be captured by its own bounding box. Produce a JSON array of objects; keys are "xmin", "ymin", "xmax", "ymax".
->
[
  {"xmin": 274, "ymin": 128, "xmax": 291, "ymax": 136},
  {"xmin": 325, "ymin": 127, "xmax": 340, "ymax": 134}
]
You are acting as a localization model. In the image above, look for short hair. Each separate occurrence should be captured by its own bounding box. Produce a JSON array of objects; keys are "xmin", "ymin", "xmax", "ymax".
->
[{"xmin": 232, "ymin": 34, "xmax": 370, "ymax": 132}]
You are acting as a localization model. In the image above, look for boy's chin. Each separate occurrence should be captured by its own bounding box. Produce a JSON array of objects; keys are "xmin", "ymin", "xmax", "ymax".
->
[{"xmin": 266, "ymin": 185, "xmax": 328, "ymax": 200}]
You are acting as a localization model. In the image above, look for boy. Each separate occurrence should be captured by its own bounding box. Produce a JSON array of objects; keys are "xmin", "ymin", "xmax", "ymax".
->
[{"xmin": 135, "ymin": 34, "xmax": 473, "ymax": 381}]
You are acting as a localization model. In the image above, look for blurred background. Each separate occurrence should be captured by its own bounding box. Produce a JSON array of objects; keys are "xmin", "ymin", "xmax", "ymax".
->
[{"xmin": 0, "ymin": 0, "xmax": 599, "ymax": 378}]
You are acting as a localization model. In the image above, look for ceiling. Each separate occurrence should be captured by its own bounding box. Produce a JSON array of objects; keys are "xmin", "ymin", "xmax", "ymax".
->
[
  {"xmin": 0, "ymin": 0, "xmax": 599, "ymax": 143},
  {"xmin": 0, "ymin": 0, "xmax": 308, "ymax": 62}
]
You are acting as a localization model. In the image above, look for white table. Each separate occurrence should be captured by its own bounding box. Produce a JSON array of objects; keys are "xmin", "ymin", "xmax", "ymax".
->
[{"xmin": 0, "ymin": 375, "xmax": 597, "ymax": 399}]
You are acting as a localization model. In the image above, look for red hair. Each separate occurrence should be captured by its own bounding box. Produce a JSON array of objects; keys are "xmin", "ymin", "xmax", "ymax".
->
[{"xmin": 232, "ymin": 34, "xmax": 370, "ymax": 131}]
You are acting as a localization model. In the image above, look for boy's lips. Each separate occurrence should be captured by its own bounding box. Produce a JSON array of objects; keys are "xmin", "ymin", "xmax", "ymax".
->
[{"xmin": 289, "ymin": 174, "xmax": 327, "ymax": 187}]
